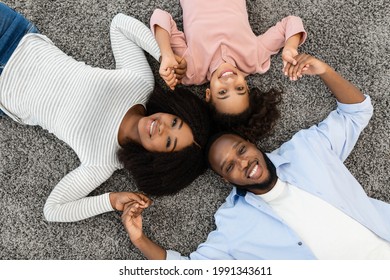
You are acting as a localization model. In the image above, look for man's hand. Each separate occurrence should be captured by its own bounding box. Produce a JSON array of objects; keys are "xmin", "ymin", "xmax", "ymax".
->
[
  {"xmin": 109, "ymin": 192, "xmax": 152, "ymax": 212},
  {"xmin": 122, "ymin": 201, "xmax": 145, "ymax": 244},
  {"xmin": 289, "ymin": 54, "xmax": 329, "ymax": 78}
]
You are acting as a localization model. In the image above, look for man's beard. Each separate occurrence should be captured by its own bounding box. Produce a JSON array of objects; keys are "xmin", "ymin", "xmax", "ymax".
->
[{"xmin": 232, "ymin": 152, "xmax": 277, "ymax": 191}]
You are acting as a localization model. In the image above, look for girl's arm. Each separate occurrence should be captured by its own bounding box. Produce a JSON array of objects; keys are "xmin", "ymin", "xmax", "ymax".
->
[
  {"xmin": 154, "ymin": 25, "xmax": 179, "ymax": 90},
  {"xmin": 150, "ymin": 9, "xmax": 190, "ymax": 88}
]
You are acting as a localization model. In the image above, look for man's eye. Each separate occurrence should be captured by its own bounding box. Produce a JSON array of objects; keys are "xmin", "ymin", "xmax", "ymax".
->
[
  {"xmin": 218, "ymin": 90, "xmax": 227, "ymax": 95},
  {"xmin": 172, "ymin": 117, "xmax": 178, "ymax": 127},
  {"xmin": 166, "ymin": 137, "xmax": 171, "ymax": 148},
  {"xmin": 226, "ymin": 163, "xmax": 234, "ymax": 173},
  {"xmin": 239, "ymin": 145, "xmax": 246, "ymax": 154}
]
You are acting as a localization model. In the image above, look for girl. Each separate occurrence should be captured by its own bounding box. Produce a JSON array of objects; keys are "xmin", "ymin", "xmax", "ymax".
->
[
  {"xmin": 0, "ymin": 3, "xmax": 210, "ymax": 222},
  {"xmin": 151, "ymin": 0, "xmax": 307, "ymax": 140}
]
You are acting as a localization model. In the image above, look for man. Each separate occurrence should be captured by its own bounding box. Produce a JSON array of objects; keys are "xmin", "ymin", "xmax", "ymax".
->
[{"xmin": 121, "ymin": 54, "xmax": 390, "ymax": 259}]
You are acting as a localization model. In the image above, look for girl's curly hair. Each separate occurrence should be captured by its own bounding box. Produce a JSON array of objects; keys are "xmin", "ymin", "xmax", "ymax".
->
[{"xmin": 209, "ymin": 88, "xmax": 282, "ymax": 142}]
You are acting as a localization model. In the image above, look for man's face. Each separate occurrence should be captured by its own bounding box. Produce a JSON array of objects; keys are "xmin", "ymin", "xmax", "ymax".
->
[
  {"xmin": 208, "ymin": 134, "xmax": 276, "ymax": 193},
  {"xmin": 206, "ymin": 63, "xmax": 249, "ymax": 115}
]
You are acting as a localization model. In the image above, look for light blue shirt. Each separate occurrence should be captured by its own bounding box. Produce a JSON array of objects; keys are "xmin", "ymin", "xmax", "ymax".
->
[{"xmin": 167, "ymin": 95, "xmax": 390, "ymax": 259}]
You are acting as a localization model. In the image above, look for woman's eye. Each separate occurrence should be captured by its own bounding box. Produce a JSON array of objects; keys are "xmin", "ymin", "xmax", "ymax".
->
[
  {"xmin": 237, "ymin": 86, "xmax": 244, "ymax": 91},
  {"xmin": 172, "ymin": 117, "xmax": 178, "ymax": 127},
  {"xmin": 239, "ymin": 145, "xmax": 246, "ymax": 154},
  {"xmin": 166, "ymin": 137, "xmax": 171, "ymax": 148},
  {"xmin": 218, "ymin": 90, "xmax": 227, "ymax": 95}
]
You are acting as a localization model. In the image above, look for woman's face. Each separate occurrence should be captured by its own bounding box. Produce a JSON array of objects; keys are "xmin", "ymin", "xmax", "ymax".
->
[{"xmin": 138, "ymin": 113, "xmax": 194, "ymax": 152}]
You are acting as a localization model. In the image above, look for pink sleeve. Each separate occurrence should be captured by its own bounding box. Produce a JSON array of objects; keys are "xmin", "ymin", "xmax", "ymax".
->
[
  {"xmin": 150, "ymin": 9, "xmax": 196, "ymax": 85},
  {"xmin": 256, "ymin": 16, "xmax": 307, "ymax": 70},
  {"xmin": 150, "ymin": 9, "xmax": 188, "ymax": 57}
]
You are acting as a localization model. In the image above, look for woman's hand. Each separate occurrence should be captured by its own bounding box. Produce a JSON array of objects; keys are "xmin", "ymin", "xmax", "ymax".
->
[{"xmin": 109, "ymin": 192, "xmax": 152, "ymax": 212}]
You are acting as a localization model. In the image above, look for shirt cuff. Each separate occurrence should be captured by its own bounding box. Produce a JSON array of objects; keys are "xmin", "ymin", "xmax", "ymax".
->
[
  {"xmin": 336, "ymin": 94, "xmax": 373, "ymax": 114},
  {"xmin": 150, "ymin": 9, "xmax": 172, "ymax": 36},
  {"xmin": 166, "ymin": 250, "xmax": 188, "ymax": 260}
]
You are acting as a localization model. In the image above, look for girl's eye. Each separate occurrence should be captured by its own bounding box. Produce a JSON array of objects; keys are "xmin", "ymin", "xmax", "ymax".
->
[
  {"xmin": 166, "ymin": 137, "xmax": 171, "ymax": 148},
  {"xmin": 218, "ymin": 90, "xmax": 227, "ymax": 95},
  {"xmin": 172, "ymin": 117, "xmax": 178, "ymax": 127}
]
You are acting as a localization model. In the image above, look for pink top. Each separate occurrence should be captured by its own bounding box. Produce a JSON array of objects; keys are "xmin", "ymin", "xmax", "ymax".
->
[{"xmin": 150, "ymin": 0, "xmax": 307, "ymax": 85}]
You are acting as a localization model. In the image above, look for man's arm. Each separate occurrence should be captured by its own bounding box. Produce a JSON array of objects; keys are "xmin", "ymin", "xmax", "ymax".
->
[
  {"xmin": 288, "ymin": 54, "xmax": 372, "ymax": 162},
  {"xmin": 122, "ymin": 202, "xmax": 166, "ymax": 260},
  {"xmin": 291, "ymin": 54, "xmax": 365, "ymax": 104}
]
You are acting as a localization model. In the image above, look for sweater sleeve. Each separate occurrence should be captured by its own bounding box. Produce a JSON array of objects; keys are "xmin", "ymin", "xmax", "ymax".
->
[
  {"xmin": 110, "ymin": 13, "xmax": 160, "ymax": 88},
  {"xmin": 256, "ymin": 16, "xmax": 307, "ymax": 72},
  {"xmin": 43, "ymin": 165, "xmax": 116, "ymax": 222}
]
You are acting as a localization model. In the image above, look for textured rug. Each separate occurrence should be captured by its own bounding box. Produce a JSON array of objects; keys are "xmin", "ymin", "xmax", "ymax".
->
[{"xmin": 1, "ymin": 0, "xmax": 389, "ymax": 259}]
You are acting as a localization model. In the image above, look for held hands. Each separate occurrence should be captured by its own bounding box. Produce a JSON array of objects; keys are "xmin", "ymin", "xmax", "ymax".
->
[
  {"xmin": 283, "ymin": 54, "xmax": 329, "ymax": 80},
  {"xmin": 159, "ymin": 54, "xmax": 187, "ymax": 90},
  {"xmin": 121, "ymin": 201, "xmax": 148, "ymax": 244},
  {"xmin": 109, "ymin": 191, "xmax": 152, "ymax": 212}
]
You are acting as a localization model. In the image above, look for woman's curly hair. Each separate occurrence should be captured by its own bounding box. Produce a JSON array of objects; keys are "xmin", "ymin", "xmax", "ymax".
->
[
  {"xmin": 209, "ymin": 88, "xmax": 282, "ymax": 142},
  {"xmin": 117, "ymin": 86, "xmax": 211, "ymax": 196}
]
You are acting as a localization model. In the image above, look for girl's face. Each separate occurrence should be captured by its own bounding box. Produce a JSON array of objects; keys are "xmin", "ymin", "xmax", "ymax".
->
[
  {"xmin": 206, "ymin": 63, "xmax": 250, "ymax": 115},
  {"xmin": 138, "ymin": 113, "xmax": 194, "ymax": 152}
]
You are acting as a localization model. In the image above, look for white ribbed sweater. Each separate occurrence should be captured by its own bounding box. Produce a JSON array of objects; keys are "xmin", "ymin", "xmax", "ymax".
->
[{"xmin": 0, "ymin": 14, "xmax": 160, "ymax": 222}]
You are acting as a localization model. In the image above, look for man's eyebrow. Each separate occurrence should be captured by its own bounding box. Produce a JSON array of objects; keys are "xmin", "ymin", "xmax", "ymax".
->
[{"xmin": 220, "ymin": 141, "xmax": 241, "ymax": 171}]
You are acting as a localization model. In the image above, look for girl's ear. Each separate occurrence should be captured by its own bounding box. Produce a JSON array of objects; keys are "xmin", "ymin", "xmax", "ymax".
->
[{"xmin": 205, "ymin": 88, "xmax": 211, "ymax": 103}]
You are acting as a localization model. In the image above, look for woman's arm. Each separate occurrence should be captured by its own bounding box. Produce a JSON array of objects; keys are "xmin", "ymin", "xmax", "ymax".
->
[
  {"xmin": 110, "ymin": 13, "xmax": 160, "ymax": 88},
  {"xmin": 43, "ymin": 165, "xmax": 115, "ymax": 222}
]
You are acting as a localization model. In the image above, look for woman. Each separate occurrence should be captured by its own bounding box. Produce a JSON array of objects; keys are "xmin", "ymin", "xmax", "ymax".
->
[{"xmin": 0, "ymin": 3, "xmax": 210, "ymax": 222}]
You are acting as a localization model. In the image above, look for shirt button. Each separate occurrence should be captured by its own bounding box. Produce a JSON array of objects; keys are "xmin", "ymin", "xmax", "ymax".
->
[{"xmin": 298, "ymin": 242, "xmax": 303, "ymax": 246}]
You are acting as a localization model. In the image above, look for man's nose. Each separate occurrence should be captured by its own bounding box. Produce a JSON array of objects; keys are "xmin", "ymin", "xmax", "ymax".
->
[{"xmin": 238, "ymin": 158, "xmax": 248, "ymax": 170}]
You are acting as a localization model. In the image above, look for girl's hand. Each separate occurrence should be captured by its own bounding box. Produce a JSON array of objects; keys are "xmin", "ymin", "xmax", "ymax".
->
[
  {"xmin": 109, "ymin": 192, "xmax": 152, "ymax": 212},
  {"xmin": 282, "ymin": 47, "xmax": 299, "ymax": 80},
  {"xmin": 174, "ymin": 55, "xmax": 187, "ymax": 84},
  {"xmin": 159, "ymin": 54, "xmax": 179, "ymax": 90}
]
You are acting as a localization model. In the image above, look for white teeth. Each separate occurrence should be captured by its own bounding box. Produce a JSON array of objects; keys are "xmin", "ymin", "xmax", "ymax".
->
[
  {"xmin": 221, "ymin": 71, "xmax": 234, "ymax": 77},
  {"xmin": 249, "ymin": 164, "xmax": 258, "ymax": 178},
  {"xmin": 149, "ymin": 120, "xmax": 156, "ymax": 137}
]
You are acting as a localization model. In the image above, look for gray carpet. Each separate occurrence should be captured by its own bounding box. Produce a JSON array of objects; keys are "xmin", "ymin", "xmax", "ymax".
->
[{"xmin": 0, "ymin": 0, "xmax": 389, "ymax": 260}]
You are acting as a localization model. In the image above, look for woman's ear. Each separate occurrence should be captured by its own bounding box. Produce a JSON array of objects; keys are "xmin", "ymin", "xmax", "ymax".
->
[{"xmin": 205, "ymin": 88, "xmax": 211, "ymax": 103}]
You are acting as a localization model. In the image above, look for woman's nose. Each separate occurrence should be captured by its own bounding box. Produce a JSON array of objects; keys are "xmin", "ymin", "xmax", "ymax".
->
[{"xmin": 158, "ymin": 121, "xmax": 166, "ymax": 135}]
